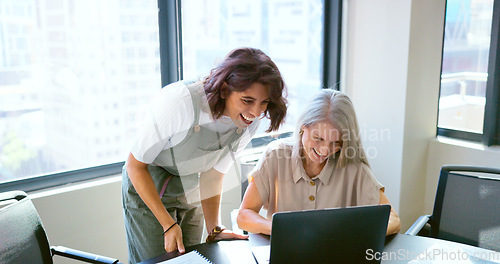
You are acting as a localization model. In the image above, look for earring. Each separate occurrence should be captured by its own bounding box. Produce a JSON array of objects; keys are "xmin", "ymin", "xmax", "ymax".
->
[{"xmin": 299, "ymin": 129, "xmax": 303, "ymax": 135}]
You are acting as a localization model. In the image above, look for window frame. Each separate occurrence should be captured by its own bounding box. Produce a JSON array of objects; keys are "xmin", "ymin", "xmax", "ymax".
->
[
  {"xmin": 437, "ymin": 0, "xmax": 500, "ymax": 146},
  {"xmin": 0, "ymin": 0, "xmax": 342, "ymax": 193},
  {"xmin": 0, "ymin": 162, "xmax": 124, "ymax": 193},
  {"xmin": 158, "ymin": 0, "xmax": 182, "ymax": 87},
  {"xmin": 166, "ymin": 0, "xmax": 342, "ymax": 146},
  {"xmin": 483, "ymin": 0, "xmax": 500, "ymax": 146},
  {"xmin": 323, "ymin": 0, "xmax": 343, "ymax": 90}
]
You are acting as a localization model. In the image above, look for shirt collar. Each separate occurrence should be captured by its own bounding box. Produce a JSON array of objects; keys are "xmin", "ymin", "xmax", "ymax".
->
[{"xmin": 292, "ymin": 152, "xmax": 336, "ymax": 184}]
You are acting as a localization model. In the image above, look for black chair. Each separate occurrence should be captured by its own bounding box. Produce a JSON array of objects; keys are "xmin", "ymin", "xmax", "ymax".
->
[
  {"xmin": 230, "ymin": 156, "xmax": 259, "ymax": 235},
  {"xmin": 405, "ymin": 165, "xmax": 500, "ymax": 252},
  {"xmin": 0, "ymin": 190, "xmax": 121, "ymax": 264}
]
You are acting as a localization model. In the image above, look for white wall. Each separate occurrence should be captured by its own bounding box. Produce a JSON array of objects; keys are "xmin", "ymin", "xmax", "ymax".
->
[
  {"xmin": 344, "ymin": 0, "xmax": 500, "ymax": 232},
  {"xmin": 343, "ymin": 0, "xmax": 445, "ymax": 231},
  {"xmin": 31, "ymin": 177, "xmax": 128, "ymax": 264},
  {"xmin": 425, "ymin": 138, "xmax": 500, "ymax": 213}
]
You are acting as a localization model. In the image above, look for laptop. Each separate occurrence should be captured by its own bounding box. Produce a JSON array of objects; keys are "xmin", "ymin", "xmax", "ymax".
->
[{"xmin": 252, "ymin": 204, "xmax": 391, "ymax": 264}]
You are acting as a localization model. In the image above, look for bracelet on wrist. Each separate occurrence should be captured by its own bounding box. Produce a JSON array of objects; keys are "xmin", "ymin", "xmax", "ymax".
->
[
  {"xmin": 163, "ymin": 221, "xmax": 178, "ymax": 235},
  {"xmin": 206, "ymin": 225, "xmax": 226, "ymax": 242}
]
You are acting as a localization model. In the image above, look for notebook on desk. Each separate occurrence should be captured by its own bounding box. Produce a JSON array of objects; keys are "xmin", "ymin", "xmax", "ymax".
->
[{"xmin": 252, "ymin": 204, "xmax": 391, "ymax": 264}]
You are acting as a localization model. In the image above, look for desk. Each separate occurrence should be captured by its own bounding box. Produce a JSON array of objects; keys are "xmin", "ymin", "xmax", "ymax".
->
[{"xmin": 140, "ymin": 234, "xmax": 500, "ymax": 264}]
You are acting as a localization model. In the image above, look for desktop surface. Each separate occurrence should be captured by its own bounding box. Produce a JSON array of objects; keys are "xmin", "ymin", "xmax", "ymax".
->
[{"xmin": 140, "ymin": 234, "xmax": 500, "ymax": 264}]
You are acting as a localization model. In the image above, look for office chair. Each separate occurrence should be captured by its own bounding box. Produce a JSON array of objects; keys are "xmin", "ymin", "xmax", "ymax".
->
[
  {"xmin": 230, "ymin": 157, "xmax": 259, "ymax": 234},
  {"xmin": 405, "ymin": 165, "xmax": 500, "ymax": 252},
  {"xmin": 0, "ymin": 190, "xmax": 121, "ymax": 264}
]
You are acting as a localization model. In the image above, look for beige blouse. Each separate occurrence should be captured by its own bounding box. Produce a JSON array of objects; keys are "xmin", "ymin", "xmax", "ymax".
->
[{"xmin": 250, "ymin": 139, "xmax": 384, "ymax": 219}]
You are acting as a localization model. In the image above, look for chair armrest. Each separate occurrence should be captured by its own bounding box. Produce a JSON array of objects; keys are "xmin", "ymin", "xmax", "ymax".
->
[
  {"xmin": 405, "ymin": 215, "xmax": 431, "ymax": 236},
  {"xmin": 51, "ymin": 246, "xmax": 121, "ymax": 264}
]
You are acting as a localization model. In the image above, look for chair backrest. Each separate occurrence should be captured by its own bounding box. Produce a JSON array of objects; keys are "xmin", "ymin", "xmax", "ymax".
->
[
  {"xmin": 240, "ymin": 156, "xmax": 258, "ymax": 201},
  {"xmin": 430, "ymin": 165, "xmax": 500, "ymax": 252},
  {"xmin": 0, "ymin": 190, "xmax": 53, "ymax": 264}
]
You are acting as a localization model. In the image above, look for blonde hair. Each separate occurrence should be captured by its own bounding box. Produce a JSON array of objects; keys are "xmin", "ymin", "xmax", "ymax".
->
[{"xmin": 293, "ymin": 89, "xmax": 369, "ymax": 167}]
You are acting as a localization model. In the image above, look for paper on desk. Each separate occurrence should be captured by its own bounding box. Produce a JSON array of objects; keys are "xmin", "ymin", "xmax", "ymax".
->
[
  {"xmin": 251, "ymin": 245, "xmax": 270, "ymax": 264},
  {"xmin": 407, "ymin": 244, "xmax": 473, "ymax": 264},
  {"xmin": 157, "ymin": 250, "xmax": 212, "ymax": 264}
]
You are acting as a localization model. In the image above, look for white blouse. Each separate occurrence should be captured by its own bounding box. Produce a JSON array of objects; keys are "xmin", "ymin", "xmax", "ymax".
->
[{"xmin": 131, "ymin": 81, "xmax": 259, "ymax": 173}]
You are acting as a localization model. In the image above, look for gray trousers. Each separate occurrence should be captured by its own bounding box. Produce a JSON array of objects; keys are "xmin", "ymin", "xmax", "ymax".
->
[{"xmin": 122, "ymin": 167, "xmax": 204, "ymax": 264}]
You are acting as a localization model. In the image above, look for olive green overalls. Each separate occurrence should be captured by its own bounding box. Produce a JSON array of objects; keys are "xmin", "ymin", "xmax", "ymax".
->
[{"xmin": 121, "ymin": 81, "xmax": 245, "ymax": 263}]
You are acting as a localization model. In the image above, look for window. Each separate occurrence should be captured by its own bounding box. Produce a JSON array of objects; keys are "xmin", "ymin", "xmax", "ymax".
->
[
  {"xmin": 0, "ymin": 0, "xmax": 160, "ymax": 191},
  {"xmin": 1, "ymin": 0, "xmax": 342, "ymax": 192},
  {"xmin": 180, "ymin": 0, "xmax": 325, "ymax": 136},
  {"xmin": 437, "ymin": 0, "xmax": 500, "ymax": 145}
]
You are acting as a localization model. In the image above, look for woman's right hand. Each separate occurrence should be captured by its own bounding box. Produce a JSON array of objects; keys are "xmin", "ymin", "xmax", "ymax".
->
[
  {"xmin": 127, "ymin": 153, "xmax": 186, "ymax": 253},
  {"xmin": 163, "ymin": 224, "xmax": 185, "ymax": 253}
]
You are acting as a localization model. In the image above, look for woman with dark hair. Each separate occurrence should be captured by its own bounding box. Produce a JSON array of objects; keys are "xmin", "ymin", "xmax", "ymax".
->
[
  {"xmin": 122, "ymin": 47, "xmax": 287, "ymax": 263},
  {"xmin": 237, "ymin": 89, "xmax": 400, "ymax": 236}
]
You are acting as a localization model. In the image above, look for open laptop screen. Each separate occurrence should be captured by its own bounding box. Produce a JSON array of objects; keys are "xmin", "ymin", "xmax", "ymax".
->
[{"xmin": 268, "ymin": 204, "xmax": 390, "ymax": 264}]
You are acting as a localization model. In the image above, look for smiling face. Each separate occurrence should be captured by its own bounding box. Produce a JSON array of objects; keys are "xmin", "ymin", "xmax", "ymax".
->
[
  {"xmin": 301, "ymin": 121, "xmax": 343, "ymax": 168},
  {"xmin": 222, "ymin": 82, "xmax": 270, "ymax": 128}
]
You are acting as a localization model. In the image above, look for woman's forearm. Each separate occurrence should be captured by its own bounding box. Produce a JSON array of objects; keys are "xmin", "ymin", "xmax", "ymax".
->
[
  {"xmin": 237, "ymin": 208, "xmax": 272, "ymax": 235},
  {"xmin": 379, "ymin": 189, "xmax": 401, "ymax": 236},
  {"xmin": 200, "ymin": 168, "xmax": 225, "ymax": 232},
  {"xmin": 386, "ymin": 210, "xmax": 401, "ymax": 235},
  {"xmin": 126, "ymin": 153, "xmax": 176, "ymax": 229}
]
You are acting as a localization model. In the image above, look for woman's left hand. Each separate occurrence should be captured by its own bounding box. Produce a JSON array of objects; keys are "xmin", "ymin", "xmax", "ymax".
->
[{"xmin": 214, "ymin": 229, "xmax": 249, "ymax": 241}]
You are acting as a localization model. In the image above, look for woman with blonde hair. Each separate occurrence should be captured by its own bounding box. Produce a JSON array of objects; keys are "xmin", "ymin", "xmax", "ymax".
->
[{"xmin": 237, "ymin": 89, "xmax": 400, "ymax": 236}]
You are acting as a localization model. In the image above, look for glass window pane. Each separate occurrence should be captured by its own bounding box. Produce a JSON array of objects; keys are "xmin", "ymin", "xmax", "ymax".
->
[
  {"xmin": 0, "ymin": 0, "xmax": 160, "ymax": 183},
  {"xmin": 181, "ymin": 0, "xmax": 324, "ymax": 137},
  {"xmin": 438, "ymin": 0, "xmax": 494, "ymax": 133}
]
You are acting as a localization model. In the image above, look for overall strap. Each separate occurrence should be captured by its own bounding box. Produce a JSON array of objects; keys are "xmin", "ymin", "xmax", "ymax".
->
[
  {"xmin": 160, "ymin": 81, "xmax": 204, "ymax": 198},
  {"xmin": 168, "ymin": 81, "xmax": 203, "ymax": 169}
]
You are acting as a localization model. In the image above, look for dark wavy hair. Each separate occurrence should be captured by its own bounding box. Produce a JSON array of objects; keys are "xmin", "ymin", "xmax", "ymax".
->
[{"xmin": 203, "ymin": 47, "xmax": 287, "ymax": 132}]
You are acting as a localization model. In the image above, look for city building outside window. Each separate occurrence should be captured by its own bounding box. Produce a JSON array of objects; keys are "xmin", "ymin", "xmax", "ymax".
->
[
  {"xmin": 437, "ymin": 0, "xmax": 499, "ymax": 145},
  {"xmin": 0, "ymin": 0, "xmax": 329, "ymax": 191},
  {"xmin": 180, "ymin": 0, "xmax": 324, "ymax": 137},
  {"xmin": 0, "ymin": 0, "xmax": 161, "ymax": 186}
]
